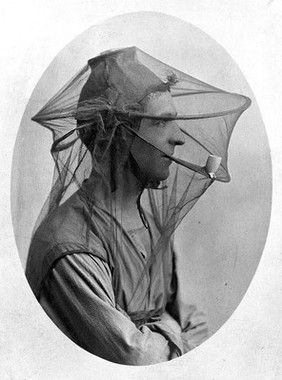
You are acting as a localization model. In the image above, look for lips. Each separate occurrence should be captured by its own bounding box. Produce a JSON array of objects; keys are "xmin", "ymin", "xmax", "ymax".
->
[
  {"xmin": 161, "ymin": 152, "xmax": 174, "ymax": 160},
  {"xmin": 161, "ymin": 153, "xmax": 173, "ymax": 166}
]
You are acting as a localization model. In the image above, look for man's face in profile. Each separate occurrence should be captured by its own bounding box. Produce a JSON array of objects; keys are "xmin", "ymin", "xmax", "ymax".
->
[{"xmin": 131, "ymin": 91, "xmax": 185, "ymax": 183}]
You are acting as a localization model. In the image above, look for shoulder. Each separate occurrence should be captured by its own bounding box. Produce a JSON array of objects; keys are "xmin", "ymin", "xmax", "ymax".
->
[
  {"xmin": 29, "ymin": 192, "xmax": 104, "ymax": 254},
  {"xmin": 26, "ymin": 191, "xmax": 109, "ymax": 298}
]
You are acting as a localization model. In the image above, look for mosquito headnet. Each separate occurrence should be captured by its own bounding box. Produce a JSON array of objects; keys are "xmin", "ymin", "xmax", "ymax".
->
[{"xmin": 26, "ymin": 46, "xmax": 251, "ymax": 309}]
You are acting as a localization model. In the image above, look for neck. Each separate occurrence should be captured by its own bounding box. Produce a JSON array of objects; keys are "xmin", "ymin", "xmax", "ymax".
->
[
  {"xmin": 112, "ymin": 164, "xmax": 146, "ymax": 230},
  {"xmin": 114, "ymin": 167, "xmax": 144, "ymax": 215},
  {"xmin": 87, "ymin": 159, "xmax": 146, "ymax": 229}
]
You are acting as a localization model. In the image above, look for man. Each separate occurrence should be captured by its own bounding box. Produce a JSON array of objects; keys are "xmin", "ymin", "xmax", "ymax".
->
[{"xmin": 26, "ymin": 47, "xmax": 250, "ymax": 365}]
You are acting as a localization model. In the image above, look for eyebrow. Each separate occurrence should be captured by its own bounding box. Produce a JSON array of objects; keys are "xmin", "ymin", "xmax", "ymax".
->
[{"xmin": 158, "ymin": 111, "xmax": 178, "ymax": 118}]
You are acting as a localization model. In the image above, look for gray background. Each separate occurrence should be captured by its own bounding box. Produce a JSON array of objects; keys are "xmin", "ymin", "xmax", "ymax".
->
[
  {"xmin": 11, "ymin": 12, "xmax": 271, "ymax": 336},
  {"xmin": 1, "ymin": 1, "xmax": 281, "ymax": 379}
]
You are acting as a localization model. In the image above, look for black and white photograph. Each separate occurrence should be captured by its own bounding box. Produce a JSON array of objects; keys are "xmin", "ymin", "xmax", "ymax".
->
[{"xmin": 1, "ymin": 1, "xmax": 281, "ymax": 379}]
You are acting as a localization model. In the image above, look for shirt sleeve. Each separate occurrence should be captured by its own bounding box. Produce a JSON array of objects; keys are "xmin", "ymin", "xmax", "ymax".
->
[
  {"xmin": 165, "ymin": 245, "xmax": 209, "ymax": 353},
  {"xmin": 39, "ymin": 252, "xmax": 179, "ymax": 365}
]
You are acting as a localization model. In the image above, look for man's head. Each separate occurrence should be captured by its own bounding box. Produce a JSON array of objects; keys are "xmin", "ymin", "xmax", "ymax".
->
[
  {"xmin": 130, "ymin": 91, "xmax": 185, "ymax": 184},
  {"xmin": 76, "ymin": 47, "xmax": 185, "ymax": 187}
]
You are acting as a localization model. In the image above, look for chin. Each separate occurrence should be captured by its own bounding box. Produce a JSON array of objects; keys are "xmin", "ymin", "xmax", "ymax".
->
[
  {"xmin": 143, "ymin": 165, "xmax": 171, "ymax": 188},
  {"xmin": 152, "ymin": 169, "xmax": 170, "ymax": 183},
  {"xmin": 145, "ymin": 172, "xmax": 170, "ymax": 189},
  {"xmin": 160, "ymin": 167, "xmax": 171, "ymax": 180}
]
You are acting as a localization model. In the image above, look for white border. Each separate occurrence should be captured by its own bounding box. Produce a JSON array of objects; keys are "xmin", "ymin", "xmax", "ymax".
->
[{"xmin": 1, "ymin": 1, "xmax": 282, "ymax": 379}]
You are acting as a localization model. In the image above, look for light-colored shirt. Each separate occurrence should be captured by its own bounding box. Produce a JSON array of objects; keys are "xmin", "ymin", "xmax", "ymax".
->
[{"xmin": 26, "ymin": 183, "xmax": 208, "ymax": 365}]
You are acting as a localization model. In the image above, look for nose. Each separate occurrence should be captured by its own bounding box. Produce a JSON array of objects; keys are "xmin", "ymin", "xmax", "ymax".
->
[{"xmin": 168, "ymin": 121, "xmax": 185, "ymax": 146}]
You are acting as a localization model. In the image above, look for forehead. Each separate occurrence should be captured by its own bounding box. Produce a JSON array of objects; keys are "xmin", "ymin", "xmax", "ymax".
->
[{"xmin": 142, "ymin": 91, "xmax": 177, "ymax": 118}]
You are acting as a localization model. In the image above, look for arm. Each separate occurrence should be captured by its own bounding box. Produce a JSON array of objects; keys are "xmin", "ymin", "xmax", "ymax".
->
[
  {"xmin": 39, "ymin": 253, "xmax": 178, "ymax": 365},
  {"xmin": 165, "ymin": 246, "xmax": 209, "ymax": 353}
]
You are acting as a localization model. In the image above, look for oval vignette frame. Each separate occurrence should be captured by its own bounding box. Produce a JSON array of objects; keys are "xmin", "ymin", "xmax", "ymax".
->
[{"xmin": 11, "ymin": 11, "xmax": 272, "ymax": 361}]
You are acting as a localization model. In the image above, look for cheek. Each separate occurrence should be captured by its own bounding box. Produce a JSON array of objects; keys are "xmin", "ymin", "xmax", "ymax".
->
[
  {"xmin": 135, "ymin": 141, "xmax": 158, "ymax": 164},
  {"xmin": 130, "ymin": 137, "xmax": 159, "ymax": 171},
  {"xmin": 137, "ymin": 126, "xmax": 167, "ymax": 151}
]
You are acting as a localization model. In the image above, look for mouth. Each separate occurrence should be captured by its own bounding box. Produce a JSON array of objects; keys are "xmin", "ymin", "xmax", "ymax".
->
[
  {"xmin": 161, "ymin": 153, "xmax": 174, "ymax": 165},
  {"xmin": 161, "ymin": 152, "xmax": 174, "ymax": 159}
]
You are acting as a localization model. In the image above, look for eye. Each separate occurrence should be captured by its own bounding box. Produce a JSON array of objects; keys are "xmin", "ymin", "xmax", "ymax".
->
[{"xmin": 152, "ymin": 119, "xmax": 167, "ymax": 127}]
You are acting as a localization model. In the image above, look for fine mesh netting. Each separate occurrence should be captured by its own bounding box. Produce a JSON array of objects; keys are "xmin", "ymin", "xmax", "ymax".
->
[{"xmin": 25, "ymin": 46, "xmax": 251, "ymax": 315}]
